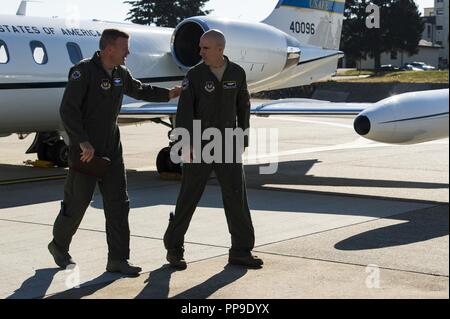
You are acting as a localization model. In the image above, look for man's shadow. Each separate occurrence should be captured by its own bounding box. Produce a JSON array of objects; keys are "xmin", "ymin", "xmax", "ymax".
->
[
  {"xmin": 135, "ymin": 265, "xmax": 178, "ymax": 299},
  {"xmin": 6, "ymin": 268, "xmax": 60, "ymax": 299},
  {"xmin": 46, "ymin": 272, "xmax": 123, "ymax": 299},
  {"xmin": 135, "ymin": 264, "xmax": 247, "ymax": 299},
  {"xmin": 171, "ymin": 264, "xmax": 247, "ymax": 299},
  {"xmin": 172, "ymin": 264, "xmax": 247, "ymax": 299}
]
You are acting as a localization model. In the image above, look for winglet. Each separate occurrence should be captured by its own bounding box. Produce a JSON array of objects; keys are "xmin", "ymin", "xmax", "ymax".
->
[{"xmin": 16, "ymin": 0, "xmax": 40, "ymax": 16}]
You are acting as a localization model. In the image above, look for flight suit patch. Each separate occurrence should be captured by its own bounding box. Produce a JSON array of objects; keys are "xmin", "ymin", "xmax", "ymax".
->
[
  {"xmin": 182, "ymin": 78, "xmax": 189, "ymax": 91},
  {"xmin": 101, "ymin": 79, "xmax": 111, "ymax": 90},
  {"xmin": 223, "ymin": 81, "xmax": 237, "ymax": 89},
  {"xmin": 204, "ymin": 81, "xmax": 215, "ymax": 93},
  {"xmin": 70, "ymin": 70, "xmax": 82, "ymax": 81},
  {"xmin": 113, "ymin": 78, "xmax": 123, "ymax": 87}
]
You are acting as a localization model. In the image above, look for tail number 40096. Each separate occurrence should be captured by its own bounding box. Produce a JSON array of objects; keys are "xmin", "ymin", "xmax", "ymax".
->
[{"xmin": 290, "ymin": 21, "xmax": 315, "ymax": 34}]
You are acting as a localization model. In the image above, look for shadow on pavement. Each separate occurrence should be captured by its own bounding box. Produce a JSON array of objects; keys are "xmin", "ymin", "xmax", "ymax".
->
[
  {"xmin": 135, "ymin": 264, "xmax": 247, "ymax": 299},
  {"xmin": 335, "ymin": 204, "xmax": 449, "ymax": 250},
  {"xmin": 46, "ymin": 272, "xmax": 123, "ymax": 299},
  {"xmin": 6, "ymin": 268, "xmax": 60, "ymax": 299},
  {"xmin": 170, "ymin": 264, "xmax": 247, "ymax": 299}
]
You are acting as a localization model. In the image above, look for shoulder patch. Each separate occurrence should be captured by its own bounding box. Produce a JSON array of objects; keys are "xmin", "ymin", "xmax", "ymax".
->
[
  {"xmin": 182, "ymin": 78, "xmax": 189, "ymax": 91},
  {"xmin": 70, "ymin": 69, "xmax": 82, "ymax": 81}
]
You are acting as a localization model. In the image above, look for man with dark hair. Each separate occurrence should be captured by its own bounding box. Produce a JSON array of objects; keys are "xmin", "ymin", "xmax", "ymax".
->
[
  {"xmin": 163, "ymin": 30, "xmax": 263, "ymax": 270},
  {"xmin": 48, "ymin": 28, "xmax": 181, "ymax": 277},
  {"xmin": 99, "ymin": 29, "xmax": 130, "ymax": 50}
]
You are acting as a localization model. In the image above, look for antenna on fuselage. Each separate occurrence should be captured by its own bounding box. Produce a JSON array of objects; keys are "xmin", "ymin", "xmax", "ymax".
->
[{"xmin": 16, "ymin": 0, "xmax": 40, "ymax": 16}]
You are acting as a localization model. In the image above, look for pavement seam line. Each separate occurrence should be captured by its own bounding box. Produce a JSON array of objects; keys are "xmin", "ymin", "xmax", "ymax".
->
[
  {"xmin": 0, "ymin": 175, "xmax": 67, "ymax": 185},
  {"xmin": 244, "ymin": 183, "xmax": 448, "ymax": 205},
  {"xmin": 251, "ymin": 250, "xmax": 449, "ymax": 278},
  {"xmin": 0, "ymin": 218, "xmax": 231, "ymax": 250}
]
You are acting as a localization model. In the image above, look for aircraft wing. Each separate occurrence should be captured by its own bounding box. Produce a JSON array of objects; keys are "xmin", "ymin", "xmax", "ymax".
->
[
  {"xmin": 120, "ymin": 102, "xmax": 178, "ymax": 119},
  {"xmin": 251, "ymin": 99, "xmax": 369, "ymax": 116},
  {"xmin": 119, "ymin": 99, "xmax": 370, "ymax": 120}
]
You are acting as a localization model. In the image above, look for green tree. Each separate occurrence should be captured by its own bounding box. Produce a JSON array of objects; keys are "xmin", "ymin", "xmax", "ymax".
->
[
  {"xmin": 124, "ymin": 0, "xmax": 211, "ymax": 28},
  {"xmin": 387, "ymin": 0, "xmax": 424, "ymax": 64},
  {"xmin": 341, "ymin": 0, "xmax": 424, "ymax": 70},
  {"xmin": 340, "ymin": 0, "xmax": 367, "ymax": 65}
]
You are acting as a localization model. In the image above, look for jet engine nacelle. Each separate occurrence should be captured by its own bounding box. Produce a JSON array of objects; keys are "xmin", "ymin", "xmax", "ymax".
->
[
  {"xmin": 354, "ymin": 89, "xmax": 449, "ymax": 144},
  {"xmin": 170, "ymin": 16, "xmax": 300, "ymax": 83}
]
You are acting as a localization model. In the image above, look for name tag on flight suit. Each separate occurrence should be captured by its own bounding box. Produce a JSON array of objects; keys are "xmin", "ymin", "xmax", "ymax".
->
[
  {"xmin": 113, "ymin": 78, "xmax": 123, "ymax": 87},
  {"xmin": 223, "ymin": 81, "xmax": 237, "ymax": 89}
]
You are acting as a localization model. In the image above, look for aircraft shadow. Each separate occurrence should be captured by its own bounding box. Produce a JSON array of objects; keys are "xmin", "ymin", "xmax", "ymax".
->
[
  {"xmin": 92, "ymin": 159, "xmax": 447, "ymax": 212},
  {"xmin": 334, "ymin": 204, "xmax": 449, "ymax": 250},
  {"xmin": 2, "ymin": 159, "xmax": 446, "ymax": 211},
  {"xmin": 0, "ymin": 163, "xmax": 66, "ymax": 208},
  {"xmin": 243, "ymin": 160, "xmax": 448, "ymax": 190}
]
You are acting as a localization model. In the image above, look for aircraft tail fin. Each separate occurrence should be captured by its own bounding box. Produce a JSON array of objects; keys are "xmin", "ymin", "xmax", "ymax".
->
[
  {"xmin": 16, "ymin": 0, "xmax": 40, "ymax": 16},
  {"xmin": 262, "ymin": 0, "xmax": 346, "ymax": 50},
  {"xmin": 16, "ymin": 0, "xmax": 28, "ymax": 16}
]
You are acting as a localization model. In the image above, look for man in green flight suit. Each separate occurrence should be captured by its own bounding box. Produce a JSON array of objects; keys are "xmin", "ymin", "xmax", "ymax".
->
[
  {"xmin": 163, "ymin": 29, "xmax": 263, "ymax": 270},
  {"xmin": 48, "ymin": 29, "xmax": 181, "ymax": 276}
]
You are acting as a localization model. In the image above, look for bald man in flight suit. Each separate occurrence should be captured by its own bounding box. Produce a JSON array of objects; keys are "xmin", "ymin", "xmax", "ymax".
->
[{"xmin": 163, "ymin": 30, "xmax": 263, "ymax": 270}]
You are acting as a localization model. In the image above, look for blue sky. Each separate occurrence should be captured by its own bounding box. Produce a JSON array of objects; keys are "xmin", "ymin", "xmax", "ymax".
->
[{"xmin": 0, "ymin": 0, "xmax": 436, "ymax": 22}]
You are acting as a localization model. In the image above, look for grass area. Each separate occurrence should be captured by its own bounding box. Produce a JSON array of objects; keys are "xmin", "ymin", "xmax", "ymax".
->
[
  {"xmin": 336, "ymin": 69, "xmax": 376, "ymax": 76},
  {"xmin": 334, "ymin": 70, "xmax": 449, "ymax": 83}
]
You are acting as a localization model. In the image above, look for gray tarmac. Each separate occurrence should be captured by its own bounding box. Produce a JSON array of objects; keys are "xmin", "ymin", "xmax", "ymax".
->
[{"xmin": 0, "ymin": 110, "xmax": 448, "ymax": 299}]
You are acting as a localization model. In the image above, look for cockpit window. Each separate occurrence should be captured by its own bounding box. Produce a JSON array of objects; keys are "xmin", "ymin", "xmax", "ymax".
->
[
  {"xmin": 0, "ymin": 40, "xmax": 9, "ymax": 64},
  {"xmin": 66, "ymin": 42, "xmax": 83, "ymax": 64},
  {"xmin": 30, "ymin": 41, "xmax": 48, "ymax": 65}
]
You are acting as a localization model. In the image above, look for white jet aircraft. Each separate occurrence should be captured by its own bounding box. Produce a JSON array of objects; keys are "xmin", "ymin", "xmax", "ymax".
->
[{"xmin": 0, "ymin": 0, "xmax": 448, "ymax": 173}]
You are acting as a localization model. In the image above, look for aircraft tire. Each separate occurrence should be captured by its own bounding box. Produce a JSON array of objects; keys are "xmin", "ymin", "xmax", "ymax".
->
[
  {"xmin": 51, "ymin": 140, "xmax": 69, "ymax": 168},
  {"xmin": 37, "ymin": 143, "xmax": 52, "ymax": 162},
  {"xmin": 156, "ymin": 147, "xmax": 181, "ymax": 175}
]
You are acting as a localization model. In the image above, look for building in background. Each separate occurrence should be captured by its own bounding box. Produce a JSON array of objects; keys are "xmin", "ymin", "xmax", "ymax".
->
[
  {"xmin": 434, "ymin": 0, "xmax": 449, "ymax": 68},
  {"xmin": 358, "ymin": 0, "xmax": 448, "ymax": 69}
]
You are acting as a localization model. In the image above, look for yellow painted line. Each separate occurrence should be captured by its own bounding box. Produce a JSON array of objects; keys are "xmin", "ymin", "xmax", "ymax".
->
[{"xmin": 0, "ymin": 174, "xmax": 67, "ymax": 186}]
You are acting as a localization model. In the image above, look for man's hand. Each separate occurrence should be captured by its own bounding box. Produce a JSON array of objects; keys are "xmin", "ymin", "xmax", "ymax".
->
[
  {"xmin": 169, "ymin": 86, "xmax": 182, "ymax": 99},
  {"xmin": 80, "ymin": 141, "xmax": 95, "ymax": 163}
]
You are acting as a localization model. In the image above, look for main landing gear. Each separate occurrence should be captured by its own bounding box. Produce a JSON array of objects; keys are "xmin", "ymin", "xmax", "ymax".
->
[
  {"xmin": 152, "ymin": 118, "xmax": 182, "ymax": 176},
  {"xmin": 26, "ymin": 132, "xmax": 69, "ymax": 167}
]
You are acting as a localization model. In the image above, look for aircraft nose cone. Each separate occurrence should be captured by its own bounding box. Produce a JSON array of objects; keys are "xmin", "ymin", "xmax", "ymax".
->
[{"xmin": 354, "ymin": 115, "xmax": 371, "ymax": 136}]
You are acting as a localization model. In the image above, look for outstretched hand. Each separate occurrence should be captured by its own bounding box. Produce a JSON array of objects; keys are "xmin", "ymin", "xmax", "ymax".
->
[{"xmin": 169, "ymin": 86, "xmax": 182, "ymax": 99}]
